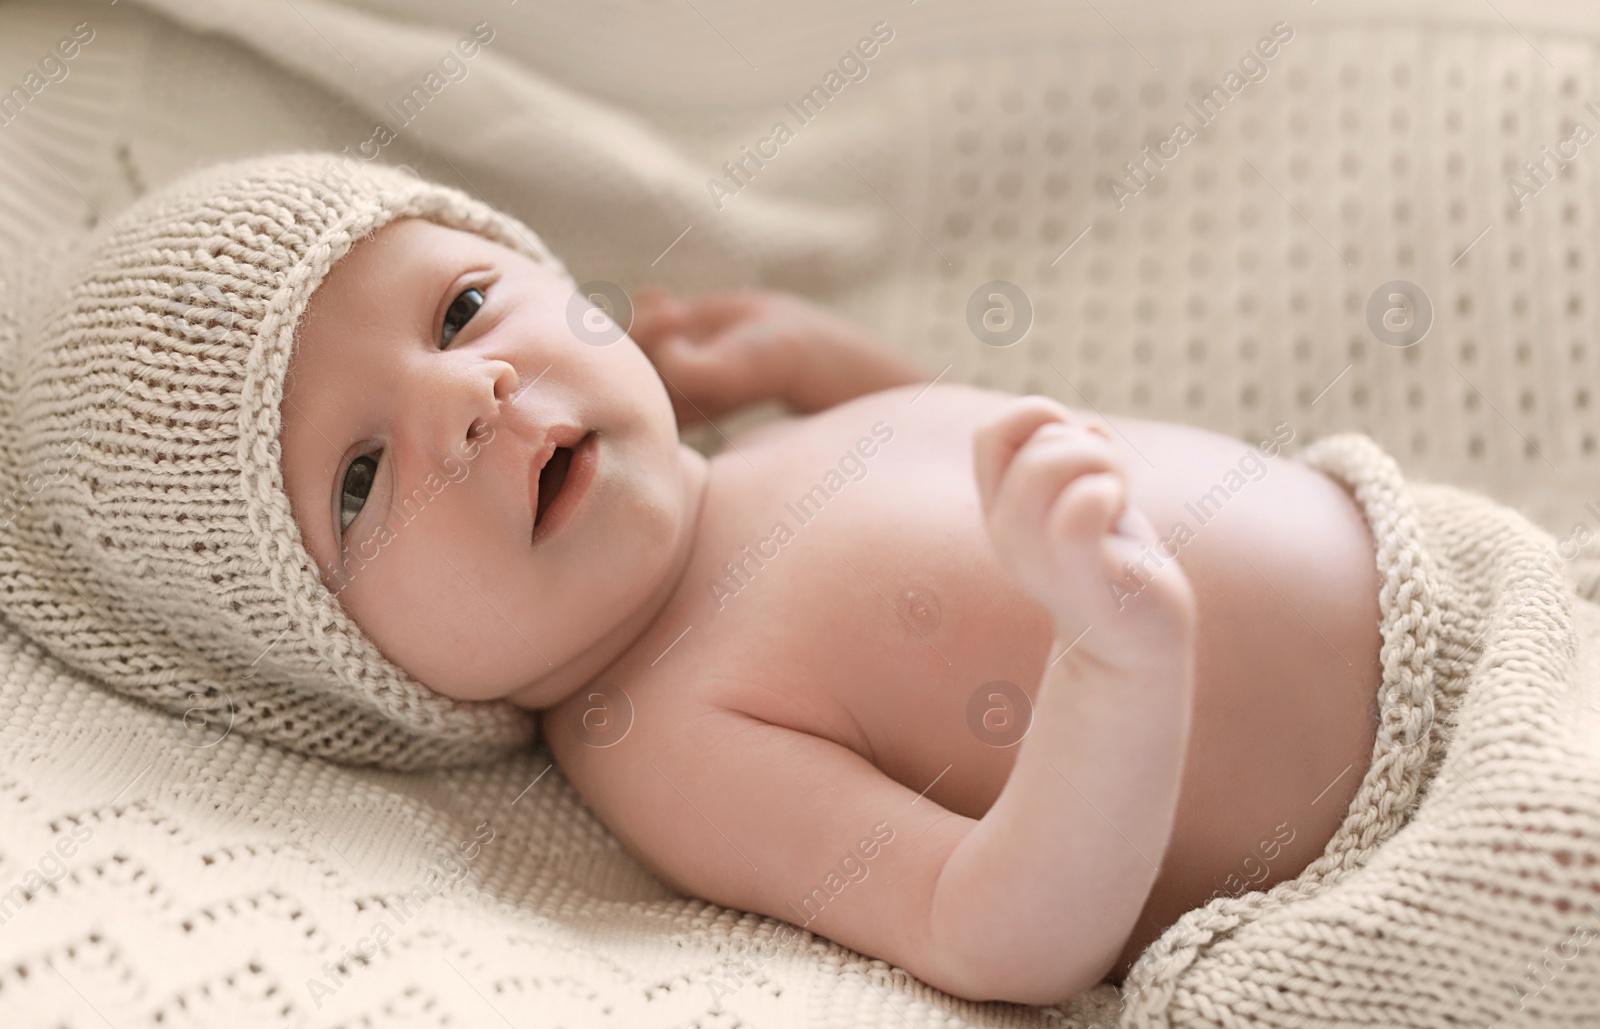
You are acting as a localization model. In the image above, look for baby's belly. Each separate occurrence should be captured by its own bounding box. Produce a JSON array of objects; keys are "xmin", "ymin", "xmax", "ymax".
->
[{"xmin": 655, "ymin": 383, "xmax": 1383, "ymax": 981}]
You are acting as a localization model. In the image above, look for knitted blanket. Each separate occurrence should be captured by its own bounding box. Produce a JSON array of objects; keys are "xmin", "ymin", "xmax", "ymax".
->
[
  {"xmin": 1117, "ymin": 433, "xmax": 1600, "ymax": 1027},
  {"xmin": 1, "ymin": 429, "xmax": 1596, "ymax": 1027},
  {"xmin": 2, "ymin": 0, "xmax": 1599, "ymax": 1025}
]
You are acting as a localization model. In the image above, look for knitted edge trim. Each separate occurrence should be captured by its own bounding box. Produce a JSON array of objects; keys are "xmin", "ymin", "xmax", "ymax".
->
[{"xmin": 1115, "ymin": 431, "xmax": 1451, "ymax": 1023}]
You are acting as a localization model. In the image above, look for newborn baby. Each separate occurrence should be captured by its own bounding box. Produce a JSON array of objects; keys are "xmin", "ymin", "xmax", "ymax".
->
[
  {"xmin": 17, "ymin": 154, "xmax": 1595, "ymax": 1025},
  {"xmin": 276, "ymin": 217, "xmax": 1383, "ymax": 1001}
]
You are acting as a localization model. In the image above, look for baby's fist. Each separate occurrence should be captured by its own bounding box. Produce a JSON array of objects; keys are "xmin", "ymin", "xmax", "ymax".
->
[{"xmin": 973, "ymin": 397, "xmax": 1195, "ymax": 660}]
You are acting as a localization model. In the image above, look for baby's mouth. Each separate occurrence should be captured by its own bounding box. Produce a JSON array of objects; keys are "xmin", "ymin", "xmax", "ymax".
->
[
  {"xmin": 530, "ymin": 430, "xmax": 598, "ymax": 544},
  {"xmin": 535, "ymin": 446, "xmax": 574, "ymax": 528}
]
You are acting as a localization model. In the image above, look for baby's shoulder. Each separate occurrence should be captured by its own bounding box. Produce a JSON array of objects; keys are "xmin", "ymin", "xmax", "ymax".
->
[
  {"xmin": 542, "ymin": 665, "xmax": 781, "ymax": 772},
  {"xmin": 540, "ymin": 666, "xmax": 847, "ymax": 876},
  {"xmin": 544, "ymin": 654, "xmax": 860, "ymax": 795}
]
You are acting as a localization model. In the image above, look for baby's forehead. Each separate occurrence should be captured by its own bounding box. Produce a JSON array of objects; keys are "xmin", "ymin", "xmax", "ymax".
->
[
  {"xmin": 312, "ymin": 217, "xmax": 561, "ymax": 296},
  {"xmin": 298, "ymin": 220, "xmax": 480, "ymax": 322},
  {"xmin": 338, "ymin": 217, "xmax": 493, "ymax": 273}
]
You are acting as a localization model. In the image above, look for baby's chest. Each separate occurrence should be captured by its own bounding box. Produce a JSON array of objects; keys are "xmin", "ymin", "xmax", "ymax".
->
[{"xmin": 662, "ymin": 393, "xmax": 1057, "ymax": 817}]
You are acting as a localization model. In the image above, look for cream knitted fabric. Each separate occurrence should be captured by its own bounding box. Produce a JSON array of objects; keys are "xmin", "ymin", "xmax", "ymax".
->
[
  {"xmin": 1118, "ymin": 433, "xmax": 1600, "ymax": 1028},
  {"xmin": 1, "ymin": 3, "xmax": 1599, "ymax": 1023},
  {"xmin": 0, "ymin": 153, "xmax": 575, "ymax": 770},
  {"xmin": 0, "ymin": 429, "xmax": 1593, "ymax": 1026}
]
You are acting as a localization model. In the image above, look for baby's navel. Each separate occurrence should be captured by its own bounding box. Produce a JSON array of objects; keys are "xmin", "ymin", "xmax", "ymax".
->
[{"xmin": 902, "ymin": 586, "xmax": 942, "ymax": 633}]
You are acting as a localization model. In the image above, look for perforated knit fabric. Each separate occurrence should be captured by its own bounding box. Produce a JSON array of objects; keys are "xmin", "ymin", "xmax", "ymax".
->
[
  {"xmin": 0, "ymin": 153, "xmax": 569, "ymax": 770},
  {"xmin": 2, "ymin": 1, "xmax": 1600, "ymax": 1026}
]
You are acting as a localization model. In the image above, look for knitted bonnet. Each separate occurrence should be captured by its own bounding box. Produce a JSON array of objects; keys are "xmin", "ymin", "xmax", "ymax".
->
[{"xmin": 0, "ymin": 153, "xmax": 575, "ymax": 770}]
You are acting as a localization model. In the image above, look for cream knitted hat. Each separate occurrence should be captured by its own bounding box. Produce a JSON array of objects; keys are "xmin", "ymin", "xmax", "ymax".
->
[{"xmin": 0, "ymin": 153, "xmax": 575, "ymax": 770}]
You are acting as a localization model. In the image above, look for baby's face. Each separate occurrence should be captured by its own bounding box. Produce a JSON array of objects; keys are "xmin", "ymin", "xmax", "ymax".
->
[{"xmin": 279, "ymin": 218, "xmax": 697, "ymax": 709}]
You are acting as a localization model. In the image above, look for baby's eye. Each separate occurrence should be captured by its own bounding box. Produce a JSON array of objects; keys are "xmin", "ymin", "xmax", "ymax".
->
[
  {"xmin": 441, "ymin": 286, "xmax": 486, "ymax": 347},
  {"xmin": 335, "ymin": 283, "xmax": 485, "ymax": 537},
  {"xmin": 339, "ymin": 452, "xmax": 378, "ymax": 535}
]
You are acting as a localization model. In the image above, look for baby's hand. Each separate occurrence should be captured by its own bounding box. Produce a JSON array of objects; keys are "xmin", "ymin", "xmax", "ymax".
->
[
  {"xmin": 629, "ymin": 286, "xmax": 807, "ymax": 429},
  {"xmin": 631, "ymin": 285, "xmax": 929, "ymax": 426},
  {"xmin": 973, "ymin": 396, "xmax": 1196, "ymax": 666}
]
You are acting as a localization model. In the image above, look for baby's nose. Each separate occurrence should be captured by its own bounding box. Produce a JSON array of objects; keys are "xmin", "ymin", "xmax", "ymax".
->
[{"xmin": 412, "ymin": 355, "xmax": 520, "ymax": 460}]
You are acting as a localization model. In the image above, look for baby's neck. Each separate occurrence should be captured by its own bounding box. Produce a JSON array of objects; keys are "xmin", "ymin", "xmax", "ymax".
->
[{"xmin": 508, "ymin": 440, "xmax": 709, "ymax": 712}]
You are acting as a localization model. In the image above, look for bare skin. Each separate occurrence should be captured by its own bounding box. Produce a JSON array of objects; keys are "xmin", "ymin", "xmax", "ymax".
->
[{"xmin": 280, "ymin": 218, "xmax": 1382, "ymax": 1004}]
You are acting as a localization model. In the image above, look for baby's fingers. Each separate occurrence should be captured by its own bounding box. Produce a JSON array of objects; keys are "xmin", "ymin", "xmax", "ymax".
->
[
  {"xmin": 972, "ymin": 396, "xmax": 1078, "ymax": 515},
  {"xmin": 988, "ymin": 423, "xmax": 1124, "ymax": 544},
  {"xmin": 1046, "ymin": 471, "xmax": 1126, "ymax": 552}
]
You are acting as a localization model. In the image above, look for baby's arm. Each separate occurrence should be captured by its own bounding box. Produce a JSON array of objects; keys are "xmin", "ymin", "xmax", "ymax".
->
[
  {"xmin": 932, "ymin": 396, "xmax": 1199, "ymax": 999},
  {"xmin": 549, "ymin": 701, "xmax": 978, "ymax": 996},
  {"xmin": 630, "ymin": 286, "xmax": 929, "ymax": 427},
  {"xmin": 549, "ymin": 398, "xmax": 1197, "ymax": 1005}
]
